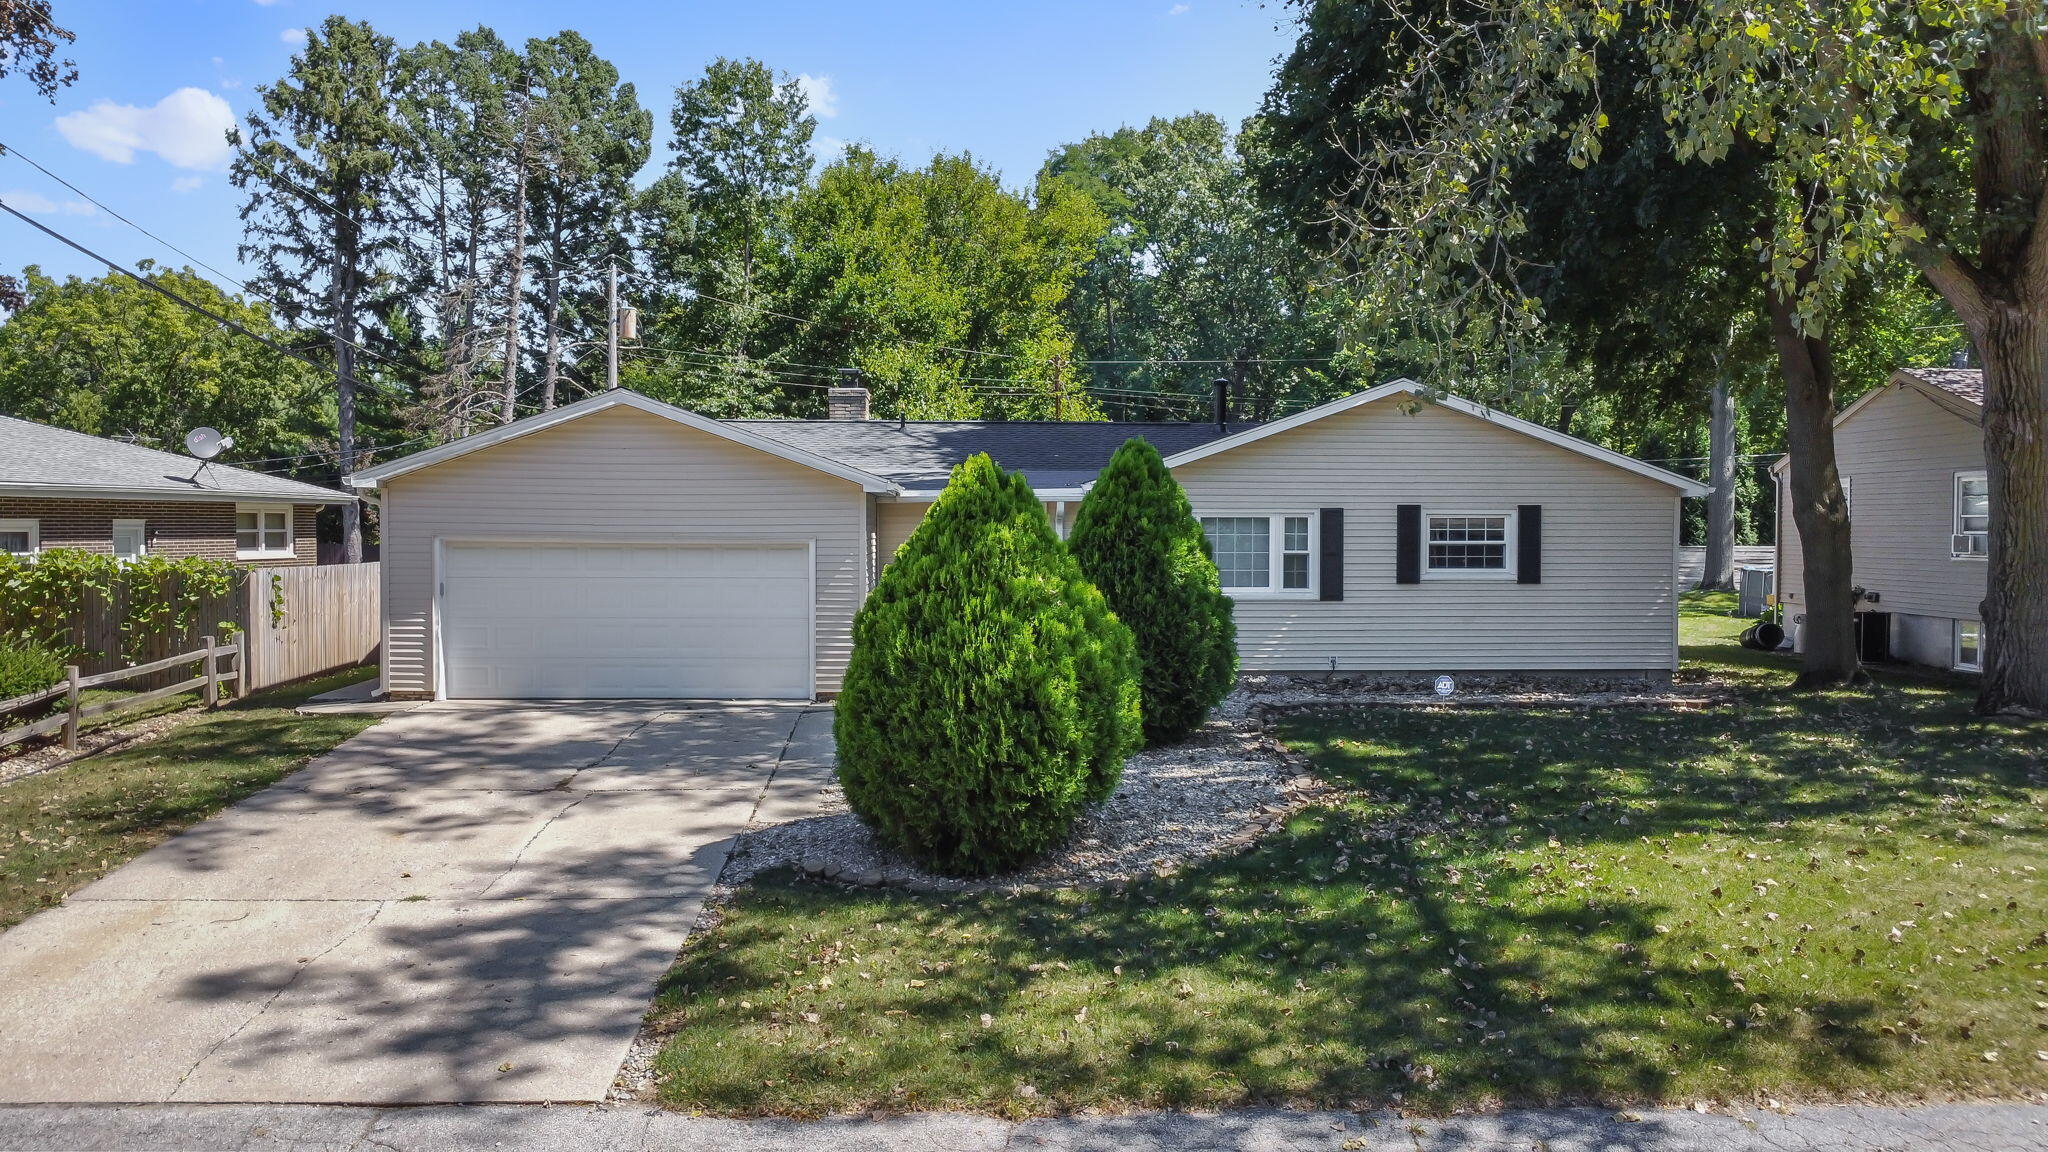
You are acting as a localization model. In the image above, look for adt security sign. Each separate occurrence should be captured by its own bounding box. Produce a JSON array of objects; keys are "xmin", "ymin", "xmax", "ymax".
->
[{"xmin": 1433, "ymin": 674, "xmax": 1457, "ymax": 697}]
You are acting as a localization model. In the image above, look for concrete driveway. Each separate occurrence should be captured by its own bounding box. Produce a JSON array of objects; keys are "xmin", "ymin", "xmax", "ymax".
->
[{"xmin": 0, "ymin": 701, "xmax": 833, "ymax": 1104}]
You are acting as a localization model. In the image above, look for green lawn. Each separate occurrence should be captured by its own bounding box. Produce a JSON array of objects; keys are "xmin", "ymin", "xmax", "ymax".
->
[
  {"xmin": 644, "ymin": 595, "xmax": 2046, "ymax": 1116},
  {"xmin": 0, "ymin": 666, "xmax": 381, "ymax": 931}
]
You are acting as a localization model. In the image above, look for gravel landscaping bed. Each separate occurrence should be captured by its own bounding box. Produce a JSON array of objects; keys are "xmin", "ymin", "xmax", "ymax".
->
[
  {"xmin": 1223, "ymin": 673, "xmax": 1730, "ymax": 720},
  {"xmin": 717, "ymin": 715, "xmax": 1329, "ymax": 895}
]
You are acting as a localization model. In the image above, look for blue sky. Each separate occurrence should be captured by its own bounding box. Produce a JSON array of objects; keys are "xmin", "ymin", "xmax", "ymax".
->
[{"xmin": 1, "ymin": 0, "xmax": 1300, "ymax": 286}]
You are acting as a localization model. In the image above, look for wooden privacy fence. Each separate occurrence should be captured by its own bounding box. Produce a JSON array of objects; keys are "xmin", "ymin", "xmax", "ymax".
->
[
  {"xmin": 21, "ymin": 563, "xmax": 379, "ymax": 694},
  {"xmin": 241, "ymin": 563, "xmax": 380, "ymax": 691},
  {"xmin": 0, "ymin": 638, "xmax": 240, "ymax": 751}
]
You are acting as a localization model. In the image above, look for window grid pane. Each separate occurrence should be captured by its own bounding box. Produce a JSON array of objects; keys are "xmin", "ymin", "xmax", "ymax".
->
[
  {"xmin": 1427, "ymin": 515, "xmax": 1508, "ymax": 570},
  {"xmin": 1201, "ymin": 517, "xmax": 1270, "ymax": 589},
  {"xmin": 0, "ymin": 531, "xmax": 30, "ymax": 555}
]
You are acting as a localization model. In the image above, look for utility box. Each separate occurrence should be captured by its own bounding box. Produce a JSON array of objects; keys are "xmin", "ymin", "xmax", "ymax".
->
[{"xmin": 1737, "ymin": 564, "xmax": 1775, "ymax": 618}]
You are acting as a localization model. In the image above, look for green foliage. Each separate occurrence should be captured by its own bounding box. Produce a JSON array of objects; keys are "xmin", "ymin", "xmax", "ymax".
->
[
  {"xmin": 0, "ymin": 551, "xmax": 246, "ymax": 662},
  {"xmin": 0, "ymin": 265, "xmax": 329, "ymax": 466},
  {"xmin": 1068, "ymin": 439, "xmax": 1237, "ymax": 744},
  {"xmin": 0, "ymin": 639, "xmax": 63, "ymax": 704},
  {"xmin": 835, "ymin": 454, "xmax": 1140, "ymax": 875},
  {"xmin": 765, "ymin": 149, "xmax": 1106, "ymax": 419},
  {"xmin": 1042, "ymin": 113, "xmax": 1360, "ymax": 419}
]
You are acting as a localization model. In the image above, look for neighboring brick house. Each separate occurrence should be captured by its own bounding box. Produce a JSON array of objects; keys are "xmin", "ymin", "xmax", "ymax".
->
[{"xmin": 0, "ymin": 415, "xmax": 353, "ymax": 567}]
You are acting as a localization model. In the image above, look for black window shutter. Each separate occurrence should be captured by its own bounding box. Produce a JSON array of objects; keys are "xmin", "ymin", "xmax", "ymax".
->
[
  {"xmin": 1318, "ymin": 507, "xmax": 1344, "ymax": 601},
  {"xmin": 1517, "ymin": 504, "xmax": 1543, "ymax": 584},
  {"xmin": 1396, "ymin": 504, "xmax": 1422, "ymax": 584}
]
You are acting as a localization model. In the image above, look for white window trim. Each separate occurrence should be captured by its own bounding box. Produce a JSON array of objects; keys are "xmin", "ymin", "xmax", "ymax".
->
[
  {"xmin": 112, "ymin": 518, "xmax": 147, "ymax": 562},
  {"xmin": 0, "ymin": 517, "xmax": 38, "ymax": 557},
  {"xmin": 1195, "ymin": 511, "xmax": 1319, "ymax": 598},
  {"xmin": 1423, "ymin": 509, "xmax": 1518, "ymax": 580},
  {"xmin": 235, "ymin": 502, "xmax": 295, "ymax": 560},
  {"xmin": 1952, "ymin": 470, "xmax": 1988, "ymax": 561},
  {"xmin": 1953, "ymin": 619, "xmax": 1983, "ymax": 672}
]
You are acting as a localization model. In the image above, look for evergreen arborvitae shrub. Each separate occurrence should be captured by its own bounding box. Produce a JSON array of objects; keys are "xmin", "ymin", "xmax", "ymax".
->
[
  {"xmin": 1068, "ymin": 438, "xmax": 1238, "ymax": 744},
  {"xmin": 835, "ymin": 453, "xmax": 1141, "ymax": 876}
]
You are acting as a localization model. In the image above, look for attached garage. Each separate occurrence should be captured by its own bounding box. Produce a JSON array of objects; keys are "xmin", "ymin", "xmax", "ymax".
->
[{"xmin": 438, "ymin": 541, "xmax": 813, "ymax": 699}]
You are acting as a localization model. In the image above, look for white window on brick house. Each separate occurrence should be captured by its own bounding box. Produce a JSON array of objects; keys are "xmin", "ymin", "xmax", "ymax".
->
[
  {"xmin": 236, "ymin": 504, "xmax": 293, "ymax": 558},
  {"xmin": 112, "ymin": 518, "xmax": 146, "ymax": 563},
  {"xmin": 0, "ymin": 518, "xmax": 37, "ymax": 557}
]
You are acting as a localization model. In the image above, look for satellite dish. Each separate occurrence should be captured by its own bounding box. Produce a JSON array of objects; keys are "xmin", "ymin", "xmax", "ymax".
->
[{"xmin": 184, "ymin": 427, "xmax": 233, "ymax": 460}]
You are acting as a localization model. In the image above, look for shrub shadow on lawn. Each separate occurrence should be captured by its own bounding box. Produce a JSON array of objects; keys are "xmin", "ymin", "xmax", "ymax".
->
[{"xmin": 647, "ymin": 672, "xmax": 2044, "ymax": 1115}]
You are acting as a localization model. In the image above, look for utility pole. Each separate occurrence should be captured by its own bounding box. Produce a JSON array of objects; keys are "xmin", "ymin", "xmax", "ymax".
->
[
  {"xmin": 1052, "ymin": 355, "xmax": 1065, "ymax": 421},
  {"xmin": 606, "ymin": 262, "xmax": 619, "ymax": 392}
]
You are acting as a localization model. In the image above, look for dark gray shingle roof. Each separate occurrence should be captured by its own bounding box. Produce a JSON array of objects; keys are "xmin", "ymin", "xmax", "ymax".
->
[
  {"xmin": 726, "ymin": 419, "xmax": 1257, "ymax": 489},
  {"xmin": 1897, "ymin": 367, "xmax": 1984, "ymax": 408},
  {"xmin": 0, "ymin": 415, "xmax": 353, "ymax": 503}
]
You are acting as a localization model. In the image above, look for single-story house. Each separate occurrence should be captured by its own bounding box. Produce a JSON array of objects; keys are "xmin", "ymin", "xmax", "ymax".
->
[
  {"xmin": 0, "ymin": 414, "xmax": 353, "ymax": 567},
  {"xmin": 1772, "ymin": 366, "xmax": 1988, "ymax": 672},
  {"xmin": 345, "ymin": 378, "xmax": 1706, "ymax": 701}
]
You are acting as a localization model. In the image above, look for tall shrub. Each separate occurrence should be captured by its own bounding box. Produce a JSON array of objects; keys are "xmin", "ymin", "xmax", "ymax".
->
[
  {"xmin": 835, "ymin": 453, "xmax": 1141, "ymax": 875},
  {"xmin": 1068, "ymin": 438, "xmax": 1237, "ymax": 744}
]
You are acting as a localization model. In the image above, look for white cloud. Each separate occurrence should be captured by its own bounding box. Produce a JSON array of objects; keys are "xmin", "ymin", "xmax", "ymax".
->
[
  {"xmin": 53, "ymin": 87, "xmax": 235, "ymax": 170},
  {"xmin": 281, "ymin": 27, "xmax": 308, "ymax": 45},
  {"xmin": 170, "ymin": 175, "xmax": 203, "ymax": 193},
  {"xmin": 1169, "ymin": 3, "xmax": 1190, "ymax": 12},
  {"xmin": 1, "ymin": 189, "xmax": 97, "ymax": 217},
  {"xmin": 814, "ymin": 134, "xmax": 847, "ymax": 161},
  {"xmin": 795, "ymin": 73, "xmax": 838, "ymax": 119}
]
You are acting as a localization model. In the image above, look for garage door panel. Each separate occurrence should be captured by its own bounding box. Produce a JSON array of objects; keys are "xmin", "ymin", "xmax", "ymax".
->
[{"xmin": 441, "ymin": 542, "xmax": 811, "ymax": 699}]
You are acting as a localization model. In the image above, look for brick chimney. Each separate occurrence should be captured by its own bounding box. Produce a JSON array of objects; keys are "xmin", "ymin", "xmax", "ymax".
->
[{"xmin": 829, "ymin": 368, "xmax": 870, "ymax": 420}]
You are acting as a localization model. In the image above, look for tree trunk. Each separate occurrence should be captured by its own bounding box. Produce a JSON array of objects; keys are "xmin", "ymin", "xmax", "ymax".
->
[
  {"xmin": 501, "ymin": 95, "xmax": 532, "ymax": 425},
  {"xmin": 540, "ymin": 246, "xmax": 563, "ymax": 411},
  {"xmin": 1702, "ymin": 375, "xmax": 1738, "ymax": 591},
  {"xmin": 1768, "ymin": 283, "xmax": 1863, "ymax": 688},
  {"xmin": 332, "ymin": 210, "xmax": 363, "ymax": 565},
  {"xmin": 1975, "ymin": 304, "xmax": 2048, "ymax": 715}
]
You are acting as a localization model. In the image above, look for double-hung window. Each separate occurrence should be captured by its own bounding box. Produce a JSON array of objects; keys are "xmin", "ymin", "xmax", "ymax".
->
[
  {"xmin": 1198, "ymin": 513, "xmax": 1315, "ymax": 596},
  {"xmin": 236, "ymin": 504, "xmax": 293, "ymax": 559},
  {"xmin": 0, "ymin": 518, "xmax": 37, "ymax": 558},
  {"xmin": 1953, "ymin": 471, "xmax": 1988, "ymax": 558},
  {"xmin": 1426, "ymin": 512, "xmax": 1514, "ymax": 577}
]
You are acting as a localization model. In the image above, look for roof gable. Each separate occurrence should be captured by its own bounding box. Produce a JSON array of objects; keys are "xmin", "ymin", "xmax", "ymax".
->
[
  {"xmin": 346, "ymin": 390, "xmax": 900, "ymax": 493},
  {"xmin": 1158, "ymin": 379, "xmax": 1709, "ymax": 496},
  {"xmin": 0, "ymin": 415, "xmax": 352, "ymax": 504}
]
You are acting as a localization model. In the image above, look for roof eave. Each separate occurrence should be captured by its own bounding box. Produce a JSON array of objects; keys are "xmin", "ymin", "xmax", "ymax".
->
[
  {"xmin": 0, "ymin": 482, "xmax": 354, "ymax": 504},
  {"xmin": 1159, "ymin": 379, "xmax": 1710, "ymax": 497},
  {"xmin": 347, "ymin": 391, "xmax": 902, "ymax": 495}
]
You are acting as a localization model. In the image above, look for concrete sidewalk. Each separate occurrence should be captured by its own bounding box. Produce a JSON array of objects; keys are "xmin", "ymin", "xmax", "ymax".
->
[{"xmin": 0, "ymin": 1102, "xmax": 2040, "ymax": 1151}]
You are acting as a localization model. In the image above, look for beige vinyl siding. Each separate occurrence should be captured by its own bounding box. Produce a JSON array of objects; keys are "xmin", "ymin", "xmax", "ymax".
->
[
  {"xmin": 379, "ymin": 405, "xmax": 866, "ymax": 697},
  {"xmin": 1172, "ymin": 399, "xmax": 1681, "ymax": 671},
  {"xmin": 875, "ymin": 499, "xmax": 1066, "ymax": 570},
  {"xmin": 1778, "ymin": 385, "xmax": 1985, "ymax": 622}
]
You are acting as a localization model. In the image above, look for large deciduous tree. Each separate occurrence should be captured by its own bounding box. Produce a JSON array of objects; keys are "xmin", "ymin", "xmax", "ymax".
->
[
  {"xmin": 0, "ymin": 0, "xmax": 77, "ymax": 311},
  {"xmin": 0, "ymin": 264, "xmax": 327, "ymax": 465},
  {"xmin": 764, "ymin": 148, "xmax": 1105, "ymax": 419},
  {"xmin": 1261, "ymin": 0, "xmax": 2048, "ymax": 708},
  {"xmin": 231, "ymin": 15, "xmax": 404, "ymax": 562},
  {"xmin": 1042, "ymin": 114, "xmax": 1355, "ymax": 420}
]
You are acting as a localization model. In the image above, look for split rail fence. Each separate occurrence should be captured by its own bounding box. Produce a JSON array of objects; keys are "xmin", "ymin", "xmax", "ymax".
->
[{"xmin": 0, "ymin": 637, "xmax": 240, "ymax": 751}]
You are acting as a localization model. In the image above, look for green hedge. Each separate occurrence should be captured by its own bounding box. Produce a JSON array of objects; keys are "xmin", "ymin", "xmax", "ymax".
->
[
  {"xmin": 834, "ymin": 453, "xmax": 1141, "ymax": 875},
  {"xmin": 1069, "ymin": 438, "xmax": 1238, "ymax": 744}
]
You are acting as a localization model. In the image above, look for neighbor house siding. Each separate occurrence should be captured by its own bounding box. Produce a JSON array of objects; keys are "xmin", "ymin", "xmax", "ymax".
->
[
  {"xmin": 1778, "ymin": 385, "xmax": 1985, "ymax": 624},
  {"xmin": 1170, "ymin": 399, "xmax": 1681, "ymax": 672},
  {"xmin": 0, "ymin": 497, "xmax": 318, "ymax": 567},
  {"xmin": 378, "ymin": 405, "xmax": 867, "ymax": 697}
]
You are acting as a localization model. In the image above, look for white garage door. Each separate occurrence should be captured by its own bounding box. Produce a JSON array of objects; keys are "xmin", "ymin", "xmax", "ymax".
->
[{"xmin": 439, "ymin": 541, "xmax": 812, "ymax": 699}]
